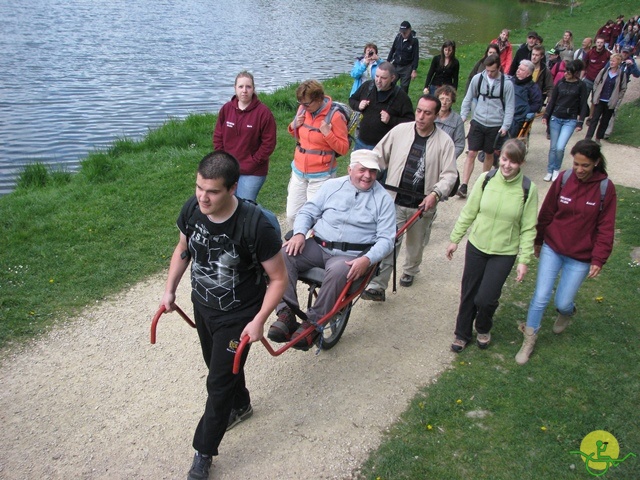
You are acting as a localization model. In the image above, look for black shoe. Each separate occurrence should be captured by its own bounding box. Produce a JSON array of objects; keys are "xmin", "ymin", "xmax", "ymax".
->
[
  {"xmin": 360, "ymin": 288, "xmax": 386, "ymax": 302},
  {"xmin": 227, "ymin": 404, "xmax": 253, "ymax": 431},
  {"xmin": 268, "ymin": 307, "xmax": 300, "ymax": 343},
  {"xmin": 187, "ymin": 452, "xmax": 212, "ymax": 480},
  {"xmin": 399, "ymin": 274, "xmax": 414, "ymax": 287},
  {"xmin": 457, "ymin": 184, "xmax": 468, "ymax": 198}
]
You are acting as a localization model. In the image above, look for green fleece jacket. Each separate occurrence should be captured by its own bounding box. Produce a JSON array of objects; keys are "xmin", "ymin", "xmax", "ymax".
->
[{"xmin": 450, "ymin": 169, "xmax": 538, "ymax": 265}]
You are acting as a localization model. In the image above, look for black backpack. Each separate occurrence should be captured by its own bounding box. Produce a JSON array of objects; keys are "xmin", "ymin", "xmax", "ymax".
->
[
  {"xmin": 183, "ymin": 197, "xmax": 281, "ymax": 284},
  {"xmin": 482, "ymin": 169, "xmax": 531, "ymax": 204}
]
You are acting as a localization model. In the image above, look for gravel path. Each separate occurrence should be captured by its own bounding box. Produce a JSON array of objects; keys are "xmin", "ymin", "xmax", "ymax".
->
[{"xmin": 1, "ymin": 80, "xmax": 638, "ymax": 480}]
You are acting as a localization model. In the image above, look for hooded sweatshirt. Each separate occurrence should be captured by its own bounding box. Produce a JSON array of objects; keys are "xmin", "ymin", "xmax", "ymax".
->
[
  {"xmin": 536, "ymin": 170, "xmax": 616, "ymax": 267},
  {"xmin": 213, "ymin": 95, "xmax": 277, "ymax": 176}
]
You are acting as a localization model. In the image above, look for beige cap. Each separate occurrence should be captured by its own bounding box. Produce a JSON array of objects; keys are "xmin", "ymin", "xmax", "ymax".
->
[{"xmin": 350, "ymin": 149, "xmax": 381, "ymax": 171}]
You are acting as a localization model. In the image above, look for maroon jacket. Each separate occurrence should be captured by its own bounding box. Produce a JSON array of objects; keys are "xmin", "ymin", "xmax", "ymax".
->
[
  {"xmin": 584, "ymin": 48, "xmax": 611, "ymax": 82},
  {"xmin": 536, "ymin": 170, "xmax": 616, "ymax": 267},
  {"xmin": 213, "ymin": 95, "xmax": 277, "ymax": 176}
]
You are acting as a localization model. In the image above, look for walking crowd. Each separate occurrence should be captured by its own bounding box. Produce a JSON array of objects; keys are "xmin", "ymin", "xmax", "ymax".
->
[{"xmin": 157, "ymin": 14, "xmax": 637, "ymax": 480}]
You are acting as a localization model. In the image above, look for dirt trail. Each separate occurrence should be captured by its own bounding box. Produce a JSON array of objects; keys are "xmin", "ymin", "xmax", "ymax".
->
[{"xmin": 1, "ymin": 80, "xmax": 638, "ymax": 480}]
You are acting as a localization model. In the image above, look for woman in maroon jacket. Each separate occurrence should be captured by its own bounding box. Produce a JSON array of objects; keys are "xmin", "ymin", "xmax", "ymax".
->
[
  {"xmin": 516, "ymin": 139, "xmax": 616, "ymax": 365},
  {"xmin": 213, "ymin": 71, "xmax": 277, "ymax": 201}
]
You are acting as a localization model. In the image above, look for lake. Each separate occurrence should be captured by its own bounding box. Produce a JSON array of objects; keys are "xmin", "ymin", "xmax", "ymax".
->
[{"xmin": 0, "ymin": 0, "xmax": 561, "ymax": 194}]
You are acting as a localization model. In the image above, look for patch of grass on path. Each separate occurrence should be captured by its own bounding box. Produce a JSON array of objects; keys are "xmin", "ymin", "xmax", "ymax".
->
[{"xmin": 358, "ymin": 185, "xmax": 640, "ymax": 479}]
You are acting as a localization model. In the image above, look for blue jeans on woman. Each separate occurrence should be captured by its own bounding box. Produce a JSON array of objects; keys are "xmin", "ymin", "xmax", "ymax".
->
[
  {"xmin": 547, "ymin": 116, "xmax": 577, "ymax": 174},
  {"xmin": 525, "ymin": 243, "xmax": 590, "ymax": 333},
  {"xmin": 236, "ymin": 175, "xmax": 266, "ymax": 202}
]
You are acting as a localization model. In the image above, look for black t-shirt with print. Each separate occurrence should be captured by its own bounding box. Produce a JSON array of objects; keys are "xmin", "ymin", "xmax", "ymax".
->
[
  {"xmin": 396, "ymin": 129, "xmax": 432, "ymax": 208},
  {"xmin": 177, "ymin": 197, "xmax": 282, "ymax": 320}
]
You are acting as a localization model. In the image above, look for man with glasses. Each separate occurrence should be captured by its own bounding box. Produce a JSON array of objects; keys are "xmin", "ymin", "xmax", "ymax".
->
[
  {"xmin": 349, "ymin": 61, "xmax": 414, "ymax": 151},
  {"xmin": 457, "ymin": 55, "xmax": 515, "ymax": 198}
]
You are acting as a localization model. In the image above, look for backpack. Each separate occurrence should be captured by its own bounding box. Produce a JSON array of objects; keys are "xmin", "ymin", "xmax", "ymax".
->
[
  {"xmin": 476, "ymin": 72, "xmax": 505, "ymax": 110},
  {"xmin": 482, "ymin": 168, "xmax": 531, "ymax": 204},
  {"xmin": 293, "ymin": 100, "xmax": 357, "ymax": 157},
  {"xmin": 560, "ymin": 170, "xmax": 609, "ymax": 211},
  {"xmin": 325, "ymin": 101, "xmax": 360, "ymax": 152},
  {"xmin": 183, "ymin": 197, "xmax": 281, "ymax": 284}
]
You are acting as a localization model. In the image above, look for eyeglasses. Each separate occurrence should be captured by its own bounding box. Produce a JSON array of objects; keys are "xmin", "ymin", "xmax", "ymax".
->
[
  {"xmin": 438, "ymin": 97, "xmax": 452, "ymax": 104},
  {"xmin": 298, "ymin": 100, "xmax": 312, "ymax": 107}
]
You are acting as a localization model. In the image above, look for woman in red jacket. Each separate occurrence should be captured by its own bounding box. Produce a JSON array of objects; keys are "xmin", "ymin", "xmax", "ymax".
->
[
  {"xmin": 213, "ymin": 71, "xmax": 277, "ymax": 201},
  {"xmin": 516, "ymin": 139, "xmax": 617, "ymax": 365}
]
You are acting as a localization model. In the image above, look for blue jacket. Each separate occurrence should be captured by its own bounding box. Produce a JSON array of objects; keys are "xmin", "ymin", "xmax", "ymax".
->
[
  {"xmin": 350, "ymin": 58, "xmax": 382, "ymax": 96},
  {"xmin": 293, "ymin": 176, "xmax": 396, "ymax": 264}
]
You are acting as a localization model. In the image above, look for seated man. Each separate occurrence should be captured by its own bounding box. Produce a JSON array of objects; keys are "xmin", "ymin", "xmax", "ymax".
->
[{"xmin": 268, "ymin": 150, "xmax": 396, "ymax": 349}]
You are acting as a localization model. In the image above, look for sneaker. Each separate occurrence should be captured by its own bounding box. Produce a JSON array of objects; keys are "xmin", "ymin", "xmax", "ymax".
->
[
  {"xmin": 399, "ymin": 274, "xmax": 414, "ymax": 287},
  {"xmin": 477, "ymin": 332, "xmax": 491, "ymax": 349},
  {"xmin": 227, "ymin": 404, "xmax": 253, "ymax": 431},
  {"xmin": 551, "ymin": 170, "xmax": 560, "ymax": 182},
  {"xmin": 457, "ymin": 184, "xmax": 468, "ymax": 198},
  {"xmin": 543, "ymin": 172, "xmax": 552, "ymax": 182},
  {"xmin": 291, "ymin": 321, "xmax": 319, "ymax": 351},
  {"xmin": 451, "ymin": 338, "xmax": 467, "ymax": 353},
  {"xmin": 360, "ymin": 288, "xmax": 386, "ymax": 302},
  {"xmin": 594, "ymin": 138, "xmax": 602, "ymax": 146},
  {"xmin": 187, "ymin": 452, "xmax": 212, "ymax": 480},
  {"xmin": 552, "ymin": 307, "xmax": 576, "ymax": 334},
  {"xmin": 267, "ymin": 307, "xmax": 299, "ymax": 343}
]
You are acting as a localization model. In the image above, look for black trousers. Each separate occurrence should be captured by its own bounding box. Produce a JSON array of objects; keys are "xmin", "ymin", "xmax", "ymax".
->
[
  {"xmin": 585, "ymin": 101, "xmax": 614, "ymax": 140},
  {"xmin": 192, "ymin": 301, "xmax": 252, "ymax": 455},
  {"xmin": 454, "ymin": 242, "xmax": 516, "ymax": 343}
]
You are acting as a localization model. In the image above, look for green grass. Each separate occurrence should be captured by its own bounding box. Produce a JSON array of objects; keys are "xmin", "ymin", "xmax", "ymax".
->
[
  {"xmin": 359, "ymin": 185, "xmax": 640, "ymax": 479},
  {"xmin": 609, "ymin": 98, "xmax": 640, "ymax": 147}
]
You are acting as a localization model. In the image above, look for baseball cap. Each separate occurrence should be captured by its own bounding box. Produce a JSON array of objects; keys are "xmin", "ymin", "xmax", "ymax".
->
[
  {"xmin": 527, "ymin": 31, "xmax": 539, "ymax": 39},
  {"xmin": 548, "ymin": 48, "xmax": 559, "ymax": 55},
  {"xmin": 400, "ymin": 21, "xmax": 411, "ymax": 30},
  {"xmin": 622, "ymin": 46, "xmax": 633, "ymax": 53},
  {"xmin": 350, "ymin": 149, "xmax": 381, "ymax": 171}
]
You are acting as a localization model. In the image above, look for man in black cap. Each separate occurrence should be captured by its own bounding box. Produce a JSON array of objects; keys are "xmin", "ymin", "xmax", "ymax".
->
[
  {"xmin": 509, "ymin": 31, "xmax": 543, "ymax": 76},
  {"xmin": 387, "ymin": 21, "xmax": 419, "ymax": 93}
]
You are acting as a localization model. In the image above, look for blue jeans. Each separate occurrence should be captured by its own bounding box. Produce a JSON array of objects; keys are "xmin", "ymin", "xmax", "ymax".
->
[
  {"xmin": 236, "ymin": 175, "xmax": 266, "ymax": 202},
  {"xmin": 525, "ymin": 243, "xmax": 590, "ymax": 333},
  {"xmin": 353, "ymin": 137, "xmax": 375, "ymax": 151},
  {"xmin": 547, "ymin": 116, "xmax": 577, "ymax": 174}
]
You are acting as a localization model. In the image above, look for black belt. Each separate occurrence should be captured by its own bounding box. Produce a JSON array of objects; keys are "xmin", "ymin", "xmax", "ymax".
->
[{"xmin": 313, "ymin": 236, "xmax": 373, "ymax": 252}]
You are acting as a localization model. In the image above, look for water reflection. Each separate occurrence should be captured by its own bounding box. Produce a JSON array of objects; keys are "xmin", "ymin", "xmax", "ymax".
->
[{"xmin": 0, "ymin": 0, "xmax": 560, "ymax": 194}]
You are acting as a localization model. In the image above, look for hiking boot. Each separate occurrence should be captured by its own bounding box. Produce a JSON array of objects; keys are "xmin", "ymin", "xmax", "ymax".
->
[
  {"xmin": 267, "ymin": 307, "xmax": 299, "ymax": 343},
  {"xmin": 476, "ymin": 332, "xmax": 491, "ymax": 349},
  {"xmin": 399, "ymin": 274, "xmax": 414, "ymax": 287},
  {"xmin": 553, "ymin": 307, "xmax": 576, "ymax": 334},
  {"xmin": 227, "ymin": 404, "xmax": 253, "ymax": 431},
  {"xmin": 543, "ymin": 172, "xmax": 552, "ymax": 182},
  {"xmin": 291, "ymin": 321, "xmax": 319, "ymax": 351},
  {"xmin": 361, "ymin": 288, "xmax": 385, "ymax": 302},
  {"xmin": 187, "ymin": 452, "xmax": 212, "ymax": 480},
  {"xmin": 515, "ymin": 325, "xmax": 538, "ymax": 365},
  {"xmin": 457, "ymin": 184, "xmax": 468, "ymax": 198},
  {"xmin": 451, "ymin": 337, "xmax": 467, "ymax": 353}
]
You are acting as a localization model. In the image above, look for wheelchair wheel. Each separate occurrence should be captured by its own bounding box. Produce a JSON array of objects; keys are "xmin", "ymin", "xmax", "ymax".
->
[{"xmin": 316, "ymin": 301, "xmax": 352, "ymax": 350}]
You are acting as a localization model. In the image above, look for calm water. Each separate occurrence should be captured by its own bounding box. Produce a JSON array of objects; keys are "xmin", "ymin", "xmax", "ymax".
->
[{"xmin": 0, "ymin": 0, "xmax": 560, "ymax": 194}]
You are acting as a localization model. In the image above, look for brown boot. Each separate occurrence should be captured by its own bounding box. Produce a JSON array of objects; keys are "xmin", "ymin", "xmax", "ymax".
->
[
  {"xmin": 552, "ymin": 307, "xmax": 576, "ymax": 334},
  {"xmin": 515, "ymin": 325, "xmax": 537, "ymax": 365}
]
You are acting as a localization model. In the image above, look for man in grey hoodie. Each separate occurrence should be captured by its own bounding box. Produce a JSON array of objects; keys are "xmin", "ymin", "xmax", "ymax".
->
[{"xmin": 457, "ymin": 54, "xmax": 515, "ymax": 198}]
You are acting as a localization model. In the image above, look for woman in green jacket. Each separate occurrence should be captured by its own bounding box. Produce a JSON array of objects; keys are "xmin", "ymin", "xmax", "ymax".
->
[{"xmin": 446, "ymin": 139, "xmax": 538, "ymax": 352}]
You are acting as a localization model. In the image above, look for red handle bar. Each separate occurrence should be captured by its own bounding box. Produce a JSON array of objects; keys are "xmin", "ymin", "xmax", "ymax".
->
[{"xmin": 150, "ymin": 304, "xmax": 196, "ymax": 344}]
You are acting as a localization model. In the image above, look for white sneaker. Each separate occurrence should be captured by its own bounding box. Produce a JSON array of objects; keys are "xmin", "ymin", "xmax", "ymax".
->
[
  {"xmin": 551, "ymin": 170, "xmax": 560, "ymax": 181},
  {"xmin": 543, "ymin": 173, "xmax": 552, "ymax": 182}
]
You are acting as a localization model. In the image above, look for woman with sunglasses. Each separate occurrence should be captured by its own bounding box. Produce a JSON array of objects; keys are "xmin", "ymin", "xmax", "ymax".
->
[{"xmin": 286, "ymin": 80, "xmax": 349, "ymax": 228}]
